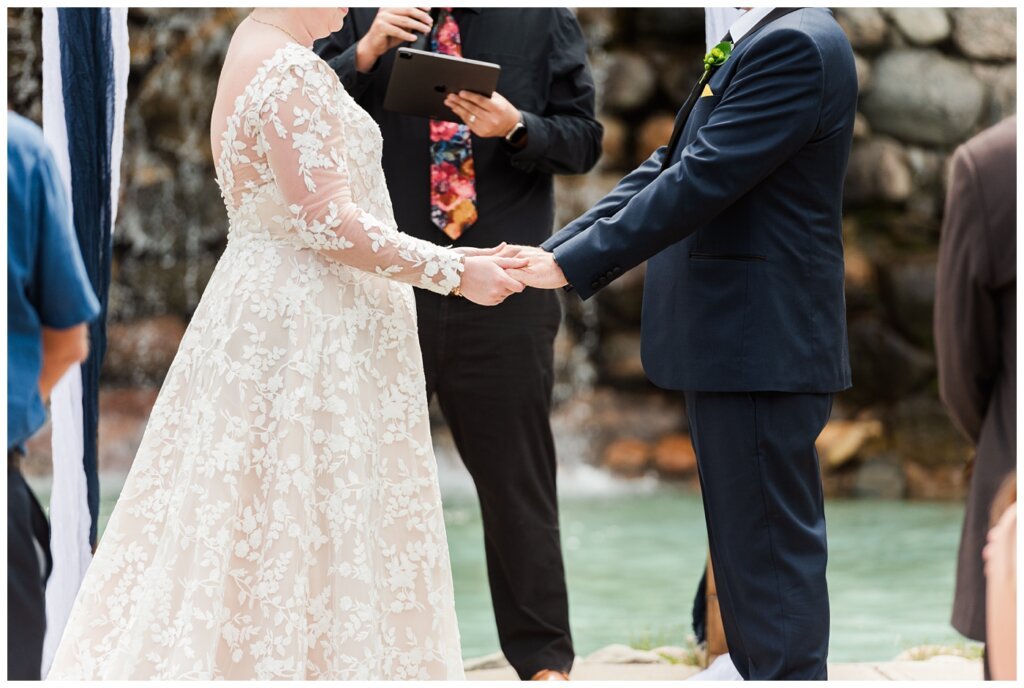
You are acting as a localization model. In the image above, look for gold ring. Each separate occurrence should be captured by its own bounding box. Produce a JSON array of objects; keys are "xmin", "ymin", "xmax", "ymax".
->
[{"xmin": 469, "ymin": 114, "xmax": 477, "ymax": 124}]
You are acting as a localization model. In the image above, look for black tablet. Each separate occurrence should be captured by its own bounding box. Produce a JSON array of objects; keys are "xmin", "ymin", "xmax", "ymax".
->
[{"xmin": 383, "ymin": 48, "xmax": 501, "ymax": 123}]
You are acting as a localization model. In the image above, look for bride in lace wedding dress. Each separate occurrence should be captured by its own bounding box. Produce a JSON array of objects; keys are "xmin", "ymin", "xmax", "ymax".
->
[{"xmin": 48, "ymin": 9, "xmax": 527, "ymax": 680}]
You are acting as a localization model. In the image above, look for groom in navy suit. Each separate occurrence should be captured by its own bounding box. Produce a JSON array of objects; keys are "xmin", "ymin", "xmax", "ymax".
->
[{"xmin": 509, "ymin": 7, "xmax": 857, "ymax": 680}]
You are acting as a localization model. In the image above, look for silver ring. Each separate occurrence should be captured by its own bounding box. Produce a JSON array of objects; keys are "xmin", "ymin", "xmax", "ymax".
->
[{"xmin": 469, "ymin": 114, "xmax": 477, "ymax": 124}]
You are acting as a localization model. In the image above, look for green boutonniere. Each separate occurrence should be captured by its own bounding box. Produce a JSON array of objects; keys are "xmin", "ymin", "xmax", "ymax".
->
[{"xmin": 702, "ymin": 41, "xmax": 733, "ymax": 80}]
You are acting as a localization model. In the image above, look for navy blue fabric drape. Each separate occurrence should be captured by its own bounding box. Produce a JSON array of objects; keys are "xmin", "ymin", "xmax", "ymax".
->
[{"xmin": 57, "ymin": 8, "xmax": 115, "ymax": 546}]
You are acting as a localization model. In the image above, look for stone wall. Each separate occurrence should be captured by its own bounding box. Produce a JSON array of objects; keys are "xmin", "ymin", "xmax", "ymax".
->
[{"xmin": 7, "ymin": 8, "xmax": 1017, "ymax": 498}]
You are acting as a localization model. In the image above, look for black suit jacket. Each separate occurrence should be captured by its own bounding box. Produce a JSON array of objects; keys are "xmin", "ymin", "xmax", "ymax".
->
[
  {"xmin": 936, "ymin": 116, "xmax": 1017, "ymax": 641},
  {"xmin": 543, "ymin": 8, "xmax": 857, "ymax": 393},
  {"xmin": 314, "ymin": 8, "xmax": 602, "ymax": 253}
]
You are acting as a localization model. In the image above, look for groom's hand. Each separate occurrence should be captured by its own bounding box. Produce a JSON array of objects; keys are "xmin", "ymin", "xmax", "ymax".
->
[{"xmin": 504, "ymin": 249, "xmax": 568, "ymax": 290}]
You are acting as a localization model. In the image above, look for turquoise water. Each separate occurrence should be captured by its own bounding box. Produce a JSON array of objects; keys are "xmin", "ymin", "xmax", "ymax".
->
[
  {"xmin": 444, "ymin": 484, "xmax": 970, "ymax": 662},
  {"xmin": 43, "ymin": 471, "xmax": 970, "ymax": 663}
]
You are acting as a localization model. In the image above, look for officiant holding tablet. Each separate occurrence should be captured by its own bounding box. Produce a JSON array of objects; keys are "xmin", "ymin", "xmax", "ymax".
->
[{"xmin": 315, "ymin": 8, "xmax": 602, "ymax": 682}]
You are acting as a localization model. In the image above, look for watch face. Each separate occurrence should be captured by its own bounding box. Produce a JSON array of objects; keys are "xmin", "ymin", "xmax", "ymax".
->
[{"xmin": 508, "ymin": 123, "xmax": 527, "ymax": 144}]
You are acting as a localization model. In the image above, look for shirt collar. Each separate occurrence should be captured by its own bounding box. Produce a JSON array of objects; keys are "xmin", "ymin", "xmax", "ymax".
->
[{"xmin": 728, "ymin": 7, "xmax": 776, "ymax": 43}]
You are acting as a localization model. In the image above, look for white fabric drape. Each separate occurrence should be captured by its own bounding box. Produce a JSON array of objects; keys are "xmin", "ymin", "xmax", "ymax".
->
[
  {"xmin": 40, "ymin": 8, "xmax": 130, "ymax": 678},
  {"xmin": 41, "ymin": 9, "xmax": 93, "ymax": 678}
]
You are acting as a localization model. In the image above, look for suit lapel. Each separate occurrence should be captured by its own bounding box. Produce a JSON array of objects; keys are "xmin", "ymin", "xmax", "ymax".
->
[{"xmin": 658, "ymin": 8, "xmax": 802, "ymax": 173}]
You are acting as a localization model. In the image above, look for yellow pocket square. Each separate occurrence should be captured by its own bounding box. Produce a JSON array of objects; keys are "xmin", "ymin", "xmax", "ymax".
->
[{"xmin": 701, "ymin": 84, "xmax": 714, "ymax": 98}]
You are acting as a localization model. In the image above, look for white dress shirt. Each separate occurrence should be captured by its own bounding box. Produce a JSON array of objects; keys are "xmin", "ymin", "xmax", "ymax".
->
[{"xmin": 728, "ymin": 6, "xmax": 776, "ymax": 43}]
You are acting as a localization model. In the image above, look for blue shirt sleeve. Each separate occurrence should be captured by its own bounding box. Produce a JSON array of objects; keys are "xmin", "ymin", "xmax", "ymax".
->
[{"xmin": 31, "ymin": 143, "xmax": 101, "ymax": 329}]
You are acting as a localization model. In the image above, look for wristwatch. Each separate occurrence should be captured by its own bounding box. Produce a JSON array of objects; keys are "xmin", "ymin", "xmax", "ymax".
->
[{"xmin": 504, "ymin": 113, "xmax": 528, "ymax": 146}]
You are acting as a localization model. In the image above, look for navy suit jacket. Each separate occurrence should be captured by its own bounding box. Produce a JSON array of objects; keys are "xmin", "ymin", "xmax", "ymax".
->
[{"xmin": 543, "ymin": 8, "xmax": 856, "ymax": 393}]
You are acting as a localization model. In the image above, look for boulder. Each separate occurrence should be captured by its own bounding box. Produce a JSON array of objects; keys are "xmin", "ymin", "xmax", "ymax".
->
[
  {"xmin": 632, "ymin": 8, "xmax": 705, "ymax": 40},
  {"xmin": 852, "ymin": 455, "xmax": 906, "ymax": 499},
  {"xmin": 553, "ymin": 173, "xmax": 622, "ymax": 229},
  {"xmin": 108, "ymin": 253, "xmax": 219, "ymax": 322},
  {"xmin": 842, "ymin": 234, "xmax": 878, "ymax": 313},
  {"xmin": 844, "ymin": 137, "xmax": 913, "ymax": 204},
  {"xmin": 97, "ymin": 388, "xmax": 161, "ymax": 473},
  {"xmin": 973, "ymin": 63, "xmax": 1017, "ymax": 128},
  {"xmin": 658, "ymin": 53, "xmax": 705, "ymax": 105},
  {"xmin": 636, "ymin": 113, "xmax": 677, "ymax": 165},
  {"xmin": 600, "ymin": 51, "xmax": 657, "ymax": 111},
  {"xmin": 103, "ymin": 314, "xmax": 188, "ymax": 385},
  {"xmin": 602, "ymin": 438, "xmax": 652, "ymax": 476},
  {"xmin": 835, "ymin": 8, "xmax": 889, "ymax": 52},
  {"xmin": 888, "ymin": 396, "xmax": 973, "ymax": 468},
  {"xmin": 596, "ymin": 259, "xmax": 646, "ymax": 327},
  {"xmin": 598, "ymin": 115, "xmax": 628, "ymax": 170},
  {"xmin": 585, "ymin": 644, "xmax": 668, "ymax": 665},
  {"xmin": 904, "ymin": 462, "xmax": 968, "ymax": 500},
  {"xmin": 952, "ymin": 8, "xmax": 1016, "ymax": 61},
  {"xmin": 600, "ymin": 332, "xmax": 646, "ymax": 384},
  {"xmin": 862, "ymin": 49, "xmax": 986, "ymax": 146},
  {"xmin": 846, "ymin": 316, "xmax": 935, "ymax": 405},
  {"xmin": 816, "ymin": 418, "xmax": 884, "ymax": 468},
  {"xmin": 652, "ymin": 434, "xmax": 697, "ymax": 477},
  {"xmin": 887, "ymin": 8, "xmax": 951, "ymax": 46},
  {"xmin": 852, "ymin": 112, "xmax": 871, "ymax": 140},
  {"xmin": 853, "ymin": 52, "xmax": 873, "ymax": 94},
  {"xmin": 876, "ymin": 254, "xmax": 937, "ymax": 348}
]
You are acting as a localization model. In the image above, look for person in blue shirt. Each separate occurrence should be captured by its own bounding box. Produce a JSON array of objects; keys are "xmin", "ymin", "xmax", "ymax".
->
[{"xmin": 7, "ymin": 111, "xmax": 100, "ymax": 680}]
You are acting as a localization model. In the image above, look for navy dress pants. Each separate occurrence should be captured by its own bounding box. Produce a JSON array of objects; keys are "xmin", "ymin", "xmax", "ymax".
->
[{"xmin": 684, "ymin": 391, "xmax": 832, "ymax": 680}]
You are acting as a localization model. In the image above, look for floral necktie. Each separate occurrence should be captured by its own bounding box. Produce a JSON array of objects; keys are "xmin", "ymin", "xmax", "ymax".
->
[{"xmin": 429, "ymin": 8, "xmax": 478, "ymax": 240}]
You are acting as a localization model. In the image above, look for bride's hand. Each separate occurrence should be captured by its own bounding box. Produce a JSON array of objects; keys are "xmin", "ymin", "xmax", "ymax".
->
[
  {"xmin": 459, "ymin": 255, "xmax": 528, "ymax": 306},
  {"xmin": 452, "ymin": 242, "xmax": 523, "ymax": 259}
]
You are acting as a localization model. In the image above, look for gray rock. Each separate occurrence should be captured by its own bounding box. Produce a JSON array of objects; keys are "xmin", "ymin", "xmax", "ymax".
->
[
  {"xmin": 888, "ymin": 397, "xmax": 973, "ymax": 468},
  {"xmin": 852, "ymin": 455, "xmax": 906, "ymax": 499},
  {"xmin": 877, "ymin": 255, "xmax": 938, "ymax": 348},
  {"xmin": 952, "ymin": 8, "xmax": 1016, "ymax": 61},
  {"xmin": 599, "ymin": 332, "xmax": 646, "ymax": 383},
  {"xmin": 853, "ymin": 112, "xmax": 871, "ymax": 140},
  {"xmin": 861, "ymin": 49, "xmax": 986, "ymax": 146},
  {"xmin": 632, "ymin": 8, "xmax": 705, "ymax": 40},
  {"xmin": 554, "ymin": 173, "xmax": 622, "ymax": 229},
  {"xmin": 103, "ymin": 315, "xmax": 188, "ymax": 386},
  {"xmin": 600, "ymin": 51, "xmax": 657, "ymax": 111},
  {"xmin": 585, "ymin": 644, "xmax": 669, "ymax": 665},
  {"xmin": 846, "ymin": 316, "xmax": 935, "ymax": 405},
  {"xmin": 887, "ymin": 8, "xmax": 951, "ymax": 46},
  {"xmin": 973, "ymin": 63, "xmax": 1017, "ymax": 127},
  {"xmin": 835, "ymin": 8, "xmax": 889, "ymax": 51},
  {"xmin": 844, "ymin": 137, "xmax": 913, "ymax": 204},
  {"xmin": 598, "ymin": 115, "xmax": 628, "ymax": 170},
  {"xmin": 853, "ymin": 52, "xmax": 873, "ymax": 94},
  {"xmin": 463, "ymin": 652, "xmax": 511, "ymax": 672}
]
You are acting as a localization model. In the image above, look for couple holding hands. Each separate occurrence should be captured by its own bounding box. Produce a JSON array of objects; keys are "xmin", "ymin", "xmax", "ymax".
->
[{"xmin": 49, "ymin": 7, "xmax": 857, "ymax": 682}]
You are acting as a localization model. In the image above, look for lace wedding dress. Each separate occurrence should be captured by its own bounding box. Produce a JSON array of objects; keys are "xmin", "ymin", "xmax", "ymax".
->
[{"xmin": 48, "ymin": 42, "xmax": 465, "ymax": 680}]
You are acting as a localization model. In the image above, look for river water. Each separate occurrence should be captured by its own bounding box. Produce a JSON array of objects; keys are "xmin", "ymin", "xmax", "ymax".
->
[
  {"xmin": 438, "ymin": 461, "xmax": 970, "ymax": 663},
  {"xmin": 38, "ymin": 461, "xmax": 969, "ymax": 664}
]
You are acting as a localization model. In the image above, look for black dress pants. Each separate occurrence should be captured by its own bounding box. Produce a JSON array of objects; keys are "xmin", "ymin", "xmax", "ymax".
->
[
  {"xmin": 684, "ymin": 390, "xmax": 833, "ymax": 680},
  {"xmin": 415, "ymin": 288, "xmax": 573, "ymax": 679},
  {"xmin": 8, "ymin": 451, "xmax": 53, "ymax": 681}
]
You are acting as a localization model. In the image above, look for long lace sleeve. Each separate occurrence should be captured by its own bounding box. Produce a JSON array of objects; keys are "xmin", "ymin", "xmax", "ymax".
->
[{"xmin": 255, "ymin": 48, "xmax": 463, "ymax": 295}]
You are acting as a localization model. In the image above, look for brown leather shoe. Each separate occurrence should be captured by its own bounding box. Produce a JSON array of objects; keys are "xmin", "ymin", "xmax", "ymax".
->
[{"xmin": 531, "ymin": 669, "xmax": 570, "ymax": 681}]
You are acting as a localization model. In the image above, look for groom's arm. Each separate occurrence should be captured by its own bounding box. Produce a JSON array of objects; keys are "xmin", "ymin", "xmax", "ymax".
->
[
  {"xmin": 551, "ymin": 28, "xmax": 827, "ymax": 300},
  {"xmin": 542, "ymin": 147, "xmax": 666, "ymax": 252}
]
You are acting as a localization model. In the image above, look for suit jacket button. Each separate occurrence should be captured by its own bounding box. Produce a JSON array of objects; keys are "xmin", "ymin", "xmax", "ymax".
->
[
  {"xmin": 591, "ymin": 281, "xmax": 600, "ymax": 290},
  {"xmin": 599, "ymin": 276, "xmax": 609, "ymax": 286},
  {"xmin": 613, "ymin": 267, "xmax": 623, "ymax": 276}
]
